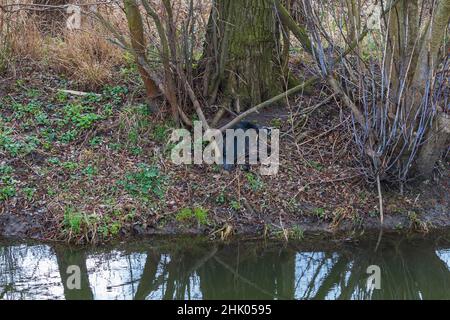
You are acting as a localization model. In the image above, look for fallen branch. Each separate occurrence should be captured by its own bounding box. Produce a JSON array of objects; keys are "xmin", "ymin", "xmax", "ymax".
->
[
  {"xmin": 211, "ymin": 108, "xmax": 227, "ymax": 127},
  {"xmin": 54, "ymin": 89, "xmax": 100, "ymax": 97},
  {"xmin": 326, "ymin": 75, "xmax": 365, "ymax": 127},
  {"xmin": 219, "ymin": 76, "xmax": 320, "ymax": 132}
]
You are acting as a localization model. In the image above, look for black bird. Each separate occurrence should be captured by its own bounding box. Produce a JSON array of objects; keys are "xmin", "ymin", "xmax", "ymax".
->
[{"xmin": 222, "ymin": 121, "xmax": 271, "ymax": 171}]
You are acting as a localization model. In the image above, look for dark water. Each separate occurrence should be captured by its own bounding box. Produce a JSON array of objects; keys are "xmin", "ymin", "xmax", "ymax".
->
[{"xmin": 1, "ymin": 234, "xmax": 450, "ymax": 300}]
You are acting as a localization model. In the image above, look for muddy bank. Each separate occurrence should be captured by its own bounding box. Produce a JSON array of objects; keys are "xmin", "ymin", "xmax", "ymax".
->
[
  {"xmin": 1, "ymin": 179, "xmax": 449, "ymax": 242},
  {"xmin": 1, "ymin": 208, "xmax": 450, "ymax": 242}
]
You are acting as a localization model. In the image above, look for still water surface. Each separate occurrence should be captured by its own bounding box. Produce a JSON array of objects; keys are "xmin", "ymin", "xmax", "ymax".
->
[{"xmin": 1, "ymin": 234, "xmax": 450, "ymax": 300}]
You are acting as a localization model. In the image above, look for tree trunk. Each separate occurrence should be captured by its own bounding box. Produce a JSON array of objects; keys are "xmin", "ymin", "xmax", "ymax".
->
[
  {"xmin": 409, "ymin": 0, "xmax": 450, "ymax": 178},
  {"xmin": 202, "ymin": 0, "xmax": 283, "ymax": 111},
  {"xmin": 384, "ymin": 0, "xmax": 450, "ymax": 179},
  {"xmin": 124, "ymin": 0, "xmax": 160, "ymax": 102},
  {"xmin": 345, "ymin": 0, "xmax": 362, "ymax": 44},
  {"xmin": 384, "ymin": 0, "xmax": 420, "ymax": 98},
  {"xmin": 415, "ymin": 113, "xmax": 450, "ymax": 177},
  {"xmin": 54, "ymin": 246, "xmax": 94, "ymax": 300}
]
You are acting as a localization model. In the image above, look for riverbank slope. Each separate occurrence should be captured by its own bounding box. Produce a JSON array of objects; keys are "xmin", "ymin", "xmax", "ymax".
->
[{"xmin": 1, "ymin": 69, "xmax": 449, "ymax": 244}]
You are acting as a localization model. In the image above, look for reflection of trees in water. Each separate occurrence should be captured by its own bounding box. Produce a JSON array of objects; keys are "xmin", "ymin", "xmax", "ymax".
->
[
  {"xmin": 54, "ymin": 246, "xmax": 93, "ymax": 300},
  {"xmin": 198, "ymin": 246, "xmax": 296, "ymax": 299},
  {"xmin": 133, "ymin": 250, "xmax": 161, "ymax": 300},
  {"xmin": 369, "ymin": 242, "xmax": 450, "ymax": 300},
  {"xmin": 1, "ymin": 238, "xmax": 450, "ymax": 300},
  {"xmin": 0, "ymin": 244, "xmax": 62, "ymax": 299}
]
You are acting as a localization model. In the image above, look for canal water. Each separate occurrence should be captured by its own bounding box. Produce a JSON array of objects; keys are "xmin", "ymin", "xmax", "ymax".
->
[{"xmin": 1, "ymin": 234, "xmax": 450, "ymax": 300}]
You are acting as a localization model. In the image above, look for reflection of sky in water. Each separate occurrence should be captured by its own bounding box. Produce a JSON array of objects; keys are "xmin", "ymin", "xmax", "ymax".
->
[
  {"xmin": 0, "ymin": 247, "xmax": 204, "ymax": 300},
  {"xmin": 1, "ymin": 241, "xmax": 450, "ymax": 300},
  {"xmin": 184, "ymin": 274, "xmax": 203, "ymax": 300},
  {"xmin": 0, "ymin": 245, "xmax": 64, "ymax": 299},
  {"xmin": 83, "ymin": 252, "xmax": 207, "ymax": 300},
  {"xmin": 293, "ymin": 252, "xmax": 338, "ymax": 299},
  {"xmin": 86, "ymin": 251, "xmax": 147, "ymax": 300},
  {"xmin": 436, "ymin": 249, "xmax": 450, "ymax": 270}
]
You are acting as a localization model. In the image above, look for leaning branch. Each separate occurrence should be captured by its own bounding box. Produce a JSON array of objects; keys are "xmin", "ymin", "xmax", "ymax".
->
[
  {"xmin": 219, "ymin": 76, "xmax": 320, "ymax": 132},
  {"xmin": 177, "ymin": 65, "xmax": 210, "ymax": 129},
  {"xmin": 274, "ymin": 0, "xmax": 313, "ymax": 54}
]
